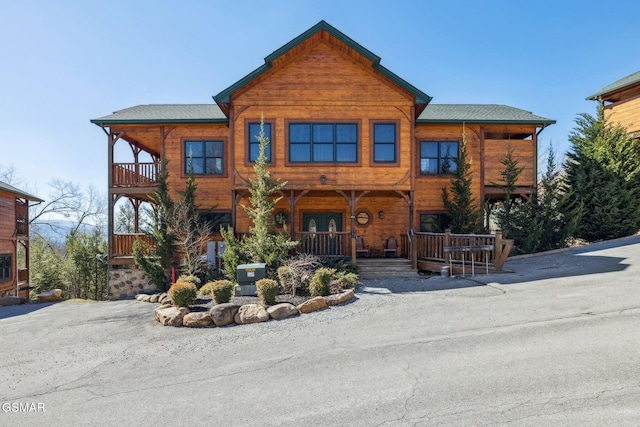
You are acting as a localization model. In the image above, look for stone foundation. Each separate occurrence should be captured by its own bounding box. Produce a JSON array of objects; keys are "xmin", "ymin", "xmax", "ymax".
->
[{"xmin": 108, "ymin": 269, "xmax": 156, "ymax": 300}]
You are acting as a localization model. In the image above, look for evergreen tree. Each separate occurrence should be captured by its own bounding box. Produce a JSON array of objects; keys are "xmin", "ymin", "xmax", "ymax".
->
[
  {"xmin": 133, "ymin": 157, "xmax": 174, "ymax": 291},
  {"xmin": 222, "ymin": 118, "xmax": 298, "ymax": 280},
  {"xmin": 510, "ymin": 145, "xmax": 578, "ymax": 253},
  {"xmin": 493, "ymin": 144, "xmax": 524, "ymax": 238},
  {"xmin": 442, "ymin": 127, "xmax": 483, "ymax": 233},
  {"xmin": 563, "ymin": 103, "xmax": 640, "ymax": 240}
]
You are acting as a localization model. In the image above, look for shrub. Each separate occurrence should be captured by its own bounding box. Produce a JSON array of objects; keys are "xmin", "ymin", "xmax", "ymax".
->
[
  {"xmin": 309, "ymin": 267, "xmax": 335, "ymax": 297},
  {"xmin": 280, "ymin": 254, "xmax": 321, "ymax": 295},
  {"xmin": 177, "ymin": 274, "xmax": 201, "ymax": 288},
  {"xmin": 256, "ymin": 278, "xmax": 279, "ymax": 305},
  {"xmin": 203, "ymin": 280, "xmax": 235, "ymax": 304},
  {"xmin": 320, "ymin": 256, "xmax": 359, "ymax": 275},
  {"xmin": 168, "ymin": 281, "xmax": 197, "ymax": 307},
  {"xmin": 329, "ymin": 271, "xmax": 359, "ymax": 294}
]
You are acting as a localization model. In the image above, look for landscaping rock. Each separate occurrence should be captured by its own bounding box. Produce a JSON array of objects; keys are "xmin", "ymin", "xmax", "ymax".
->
[
  {"xmin": 160, "ymin": 296, "xmax": 172, "ymax": 305},
  {"xmin": 297, "ymin": 296, "xmax": 328, "ymax": 314},
  {"xmin": 267, "ymin": 303, "xmax": 299, "ymax": 320},
  {"xmin": 36, "ymin": 289, "xmax": 62, "ymax": 303},
  {"xmin": 234, "ymin": 304, "xmax": 269, "ymax": 325},
  {"xmin": 135, "ymin": 294, "xmax": 146, "ymax": 301},
  {"xmin": 183, "ymin": 312, "xmax": 213, "ymax": 328},
  {"xmin": 158, "ymin": 292, "xmax": 167, "ymax": 302},
  {"xmin": 141, "ymin": 294, "xmax": 152, "ymax": 303},
  {"xmin": 149, "ymin": 294, "xmax": 160, "ymax": 303},
  {"xmin": 324, "ymin": 289, "xmax": 355, "ymax": 306},
  {"xmin": 155, "ymin": 306, "xmax": 190, "ymax": 327},
  {"xmin": 0, "ymin": 296, "xmax": 22, "ymax": 306},
  {"xmin": 210, "ymin": 303, "xmax": 241, "ymax": 327}
]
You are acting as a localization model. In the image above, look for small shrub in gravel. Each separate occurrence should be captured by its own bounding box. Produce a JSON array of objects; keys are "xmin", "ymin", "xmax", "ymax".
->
[
  {"xmin": 256, "ymin": 278, "xmax": 279, "ymax": 305},
  {"xmin": 310, "ymin": 267, "xmax": 335, "ymax": 297},
  {"xmin": 168, "ymin": 281, "xmax": 197, "ymax": 307},
  {"xmin": 330, "ymin": 271, "xmax": 359, "ymax": 294},
  {"xmin": 177, "ymin": 274, "xmax": 201, "ymax": 288},
  {"xmin": 206, "ymin": 280, "xmax": 234, "ymax": 304}
]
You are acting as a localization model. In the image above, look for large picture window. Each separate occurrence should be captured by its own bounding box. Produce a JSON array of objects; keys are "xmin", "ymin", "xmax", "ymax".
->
[
  {"xmin": 419, "ymin": 213, "xmax": 450, "ymax": 232},
  {"xmin": 184, "ymin": 140, "xmax": 224, "ymax": 175},
  {"xmin": 420, "ymin": 141, "xmax": 459, "ymax": 175},
  {"xmin": 200, "ymin": 212, "xmax": 232, "ymax": 232},
  {"xmin": 373, "ymin": 123, "xmax": 397, "ymax": 163},
  {"xmin": 248, "ymin": 122, "xmax": 271, "ymax": 162},
  {"xmin": 289, "ymin": 123, "xmax": 357, "ymax": 163},
  {"xmin": 0, "ymin": 254, "xmax": 11, "ymax": 282}
]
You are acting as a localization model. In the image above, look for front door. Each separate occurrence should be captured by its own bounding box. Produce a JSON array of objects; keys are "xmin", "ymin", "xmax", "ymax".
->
[{"xmin": 302, "ymin": 212, "xmax": 343, "ymax": 255}]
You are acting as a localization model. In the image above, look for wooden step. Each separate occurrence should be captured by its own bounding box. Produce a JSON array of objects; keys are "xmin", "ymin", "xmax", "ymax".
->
[{"xmin": 357, "ymin": 258, "xmax": 418, "ymax": 279}]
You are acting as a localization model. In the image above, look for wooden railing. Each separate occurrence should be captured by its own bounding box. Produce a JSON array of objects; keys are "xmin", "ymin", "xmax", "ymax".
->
[
  {"xmin": 112, "ymin": 162, "xmax": 160, "ymax": 187},
  {"xmin": 414, "ymin": 229, "xmax": 513, "ymax": 271},
  {"xmin": 294, "ymin": 231, "xmax": 351, "ymax": 257},
  {"xmin": 111, "ymin": 234, "xmax": 156, "ymax": 257}
]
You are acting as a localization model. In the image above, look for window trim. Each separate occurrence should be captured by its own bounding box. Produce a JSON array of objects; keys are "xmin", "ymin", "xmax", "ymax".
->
[
  {"xmin": 418, "ymin": 139, "xmax": 460, "ymax": 176},
  {"xmin": 0, "ymin": 254, "xmax": 12, "ymax": 282},
  {"xmin": 245, "ymin": 119, "xmax": 275, "ymax": 166},
  {"xmin": 181, "ymin": 137, "xmax": 228, "ymax": 178},
  {"xmin": 285, "ymin": 120, "xmax": 362, "ymax": 166},
  {"xmin": 370, "ymin": 120, "xmax": 400, "ymax": 166}
]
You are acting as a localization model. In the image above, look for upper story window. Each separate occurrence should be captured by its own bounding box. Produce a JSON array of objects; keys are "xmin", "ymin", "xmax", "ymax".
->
[
  {"xmin": 0, "ymin": 254, "xmax": 11, "ymax": 282},
  {"xmin": 248, "ymin": 122, "xmax": 272, "ymax": 162},
  {"xmin": 373, "ymin": 123, "xmax": 397, "ymax": 163},
  {"xmin": 289, "ymin": 123, "xmax": 357, "ymax": 163},
  {"xmin": 184, "ymin": 140, "xmax": 224, "ymax": 175},
  {"xmin": 420, "ymin": 141, "xmax": 459, "ymax": 175}
]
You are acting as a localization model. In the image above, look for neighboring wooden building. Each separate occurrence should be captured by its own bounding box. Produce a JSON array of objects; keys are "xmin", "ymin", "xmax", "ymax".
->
[
  {"xmin": 92, "ymin": 21, "xmax": 553, "ymax": 294},
  {"xmin": 588, "ymin": 70, "xmax": 640, "ymax": 138},
  {"xmin": 0, "ymin": 181, "xmax": 42, "ymax": 301}
]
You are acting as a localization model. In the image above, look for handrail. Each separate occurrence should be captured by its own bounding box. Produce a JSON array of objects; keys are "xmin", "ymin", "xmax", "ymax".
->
[{"xmin": 112, "ymin": 162, "xmax": 160, "ymax": 187}]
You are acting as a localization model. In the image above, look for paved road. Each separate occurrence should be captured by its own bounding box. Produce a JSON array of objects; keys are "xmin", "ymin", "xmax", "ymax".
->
[{"xmin": 1, "ymin": 236, "xmax": 640, "ymax": 426}]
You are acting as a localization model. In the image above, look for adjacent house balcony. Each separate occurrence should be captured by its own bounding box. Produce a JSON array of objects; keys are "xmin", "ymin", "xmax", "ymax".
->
[{"xmin": 112, "ymin": 162, "xmax": 160, "ymax": 188}]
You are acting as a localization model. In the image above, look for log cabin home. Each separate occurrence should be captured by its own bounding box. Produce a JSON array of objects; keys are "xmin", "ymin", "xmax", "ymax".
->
[
  {"xmin": 0, "ymin": 180, "xmax": 42, "ymax": 301},
  {"xmin": 92, "ymin": 21, "xmax": 554, "ymax": 297},
  {"xmin": 588, "ymin": 70, "xmax": 640, "ymax": 138}
]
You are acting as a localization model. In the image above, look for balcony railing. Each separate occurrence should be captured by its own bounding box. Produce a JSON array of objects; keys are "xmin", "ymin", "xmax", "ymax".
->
[
  {"xmin": 111, "ymin": 234, "xmax": 156, "ymax": 257},
  {"xmin": 294, "ymin": 231, "xmax": 351, "ymax": 257},
  {"xmin": 112, "ymin": 162, "xmax": 160, "ymax": 187}
]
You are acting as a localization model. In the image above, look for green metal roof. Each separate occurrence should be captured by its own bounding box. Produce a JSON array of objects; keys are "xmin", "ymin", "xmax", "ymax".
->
[
  {"xmin": 417, "ymin": 104, "xmax": 555, "ymax": 125},
  {"xmin": 587, "ymin": 70, "xmax": 640, "ymax": 100},
  {"xmin": 91, "ymin": 104, "xmax": 228, "ymax": 125},
  {"xmin": 213, "ymin": 20, "xmax": 432, "ymax": 107},
  {"xmin": 0, "ymin": 180, "xmax": 43, "ymax": 202}
]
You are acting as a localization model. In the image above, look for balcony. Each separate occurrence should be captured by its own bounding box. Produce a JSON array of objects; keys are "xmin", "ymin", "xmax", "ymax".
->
[{"xmin": 112, "ymin": 162, "xmax": 160, "ymax": 188}]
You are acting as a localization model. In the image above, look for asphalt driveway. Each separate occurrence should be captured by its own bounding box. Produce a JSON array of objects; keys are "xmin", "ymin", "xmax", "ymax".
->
[{"xmin": 1, "ymin": 236, "xmax": 640, "ymax": 426}]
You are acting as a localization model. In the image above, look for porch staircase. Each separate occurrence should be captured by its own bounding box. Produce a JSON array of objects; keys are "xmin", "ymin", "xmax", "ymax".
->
[{"xmin": 357, "ymin": 258, "xmax": 418, "ymax": 280}]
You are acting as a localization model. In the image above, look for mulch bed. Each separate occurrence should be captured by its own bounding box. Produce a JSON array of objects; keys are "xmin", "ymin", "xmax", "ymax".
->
[{"xmin": 188, "ymin": 294, "xmax": 312, "ymax": 312}]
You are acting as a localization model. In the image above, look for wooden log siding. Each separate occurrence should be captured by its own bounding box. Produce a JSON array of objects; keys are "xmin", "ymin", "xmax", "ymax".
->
[
  {"xmin": 17, "ymin": 269, "xmax": 28, "ymax": 284},
  {"xmin": 112, "ymin": 162, "xmax": 160, "ymax": 187},
  {"xmin": 111, "ymin": 234, "xmax": 155, "ymax": 257},
  {"xmin": 294, "ymin": 231, "xmax": 350, "ymax": 257}
]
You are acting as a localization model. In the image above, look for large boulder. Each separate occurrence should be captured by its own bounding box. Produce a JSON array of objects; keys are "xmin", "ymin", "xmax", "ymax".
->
[
  {"xmin": 297, "ymin": 296, "xmax": 328, "ymax": 314},
  {"xmin": 210, "ymin": 303, "xmax": 241, "ymax": 327},
  {"xmin": 36, "ymin": 289, "xmax": 62, "ymax": 303},
  {"xmin": 183, "ymin": 311, "xmax": 213, "ymax": 328},
  {"xmin": 267, "ymin": 303, "xmax": 299, "ymax": 320},
  {"xmin": 234, "ymin": 304, "xmax": 269, "ymax": 325},
  {"xmin": 324, "ymin": 289, "xmax": 356, "ymax": 306},
  {"xmin": 155, "ymin": 306, "xmax": 190, "ymax": 327}
]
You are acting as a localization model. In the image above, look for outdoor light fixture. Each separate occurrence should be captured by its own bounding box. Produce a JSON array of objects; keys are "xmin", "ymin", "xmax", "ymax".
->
[
  {"xmin": 379, "ymin": 210, "xmax": 384, "ymax": 219},
  {"xmin": 320, "ymin": 175, "xmax": 326, "ymax": 185}
]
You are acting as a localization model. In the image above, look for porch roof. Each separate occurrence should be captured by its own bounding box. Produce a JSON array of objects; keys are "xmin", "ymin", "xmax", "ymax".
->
[
  {"xmin": 0, "ymin": 180, "xmax": 43, "ymax": 202},
  {"xmin": 417, "ymin": 104, "xmax": 555, "ymax": 126},
  {"xmin": 587, "ymin": 70, "xmax": 640, "ymax": 100},
  {"xmin": 91, "ymin": 104, "xmax": 228, "ymax": 125}
]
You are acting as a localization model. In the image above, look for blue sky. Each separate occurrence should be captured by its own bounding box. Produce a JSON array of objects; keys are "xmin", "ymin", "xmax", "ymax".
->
[{"xmin": 2, "ymin": 0, "xmax": 640, "ymax": 196}]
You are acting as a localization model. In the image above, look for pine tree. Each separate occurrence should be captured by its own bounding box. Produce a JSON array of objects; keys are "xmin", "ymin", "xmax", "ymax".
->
[
  {"xmin": 563, "ymin": 103, "xmax": 640, "ymax": 241},
  {"xmin": 133, "ymin": 157, "xmax": 174, "ymax": 291},
  {"xmin": 442, "ymin": 127, "xmax": 483, "ymax": 233},
  {"xmin": 493, "ymin": 144, "xmax": 524, "ymax": 238},
  {"xmin": 222, "ymin": 117, "xmax": 298, "ymax": 280}
]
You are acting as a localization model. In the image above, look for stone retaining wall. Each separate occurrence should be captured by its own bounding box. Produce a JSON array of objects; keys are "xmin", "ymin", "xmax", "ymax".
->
[{"xmin": 109, "ymin": 269, "xmax": 156, "ymax": 300}]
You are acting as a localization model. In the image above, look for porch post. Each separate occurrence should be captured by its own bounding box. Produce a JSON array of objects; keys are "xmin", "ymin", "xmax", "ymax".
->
[{"xmin": 350, "ymin": 190, "xmax": 356, "ymax": 263}]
